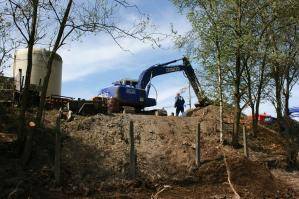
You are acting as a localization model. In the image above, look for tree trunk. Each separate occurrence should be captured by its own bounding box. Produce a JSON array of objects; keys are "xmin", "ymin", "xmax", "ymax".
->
[
  {"xmin": 284, "ymin": 66, "xmax": 290, "ymax": 117},
  {"xmin": 253, "ymin": 92, "xmax": 262, "ymax": 137},
  {"xmin": 283, "ymin": 68, "xmax": 291, "ymax": 135},
  {"xmin": 17, "ymin": 0, "xmax": 38, "ymax": 149},
  {"xmin": 275, "ymin": 77, "xmax": 283, "ymax": 120},
  {"xmin": 253, "ymin": 89, "xmax": 262, "ymax": 136},
  {"xmin": 232, "ymin": 54, "xmax": 241, "ymax": 147},
  {"xmin": 252, "ymin": 75, "xmax": 261, "ymax": 137},
  {"xmin": 274, "ymin": 66, "xmax": 283, "ymax": 132},
  {"xmin": 244, "ymin": 58, "xmax": 256, "ymax": 136},
  {"xmin": 36, "ymin": 0, "xmax": 73, "ymax": 126},
  {"xmin": 253, "ymin": 104, "xmax": 259, "ymax": 136},
  {"xmin": 253, "ymin": 49, "xmax": 267, "ymax": 136},
  {"xmin": 216, "ymin": 40, "xmax": 223, "ymax": 143},
  {"xmin": 233, "ymin": 100, "xmax": 241, "ymax": 147},
  {"xmin": 284, "ymin": 88, "xmax": 290, "ymax": 117},
  {"xmin": 232, "ymin": 0, "xmax": 242, "ymax": 148}
]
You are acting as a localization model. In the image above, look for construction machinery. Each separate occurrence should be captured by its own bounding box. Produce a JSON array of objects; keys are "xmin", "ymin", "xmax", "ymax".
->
[
  {"xmin": 289, "ymin": 107, "xmax": 299, "ymax": 118},
  {"xmin": 5, "ymin": 57, "xmax": 209, "ymax": 116},
  {"xmin": 99, "ymin": 57, "xmax": 209, "ymax": 113}
]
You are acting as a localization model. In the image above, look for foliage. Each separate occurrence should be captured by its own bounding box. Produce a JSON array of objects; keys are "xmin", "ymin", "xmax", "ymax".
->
[{"xmin": 172, "ymin": 0, "xmax": 299, "ymax": 139}]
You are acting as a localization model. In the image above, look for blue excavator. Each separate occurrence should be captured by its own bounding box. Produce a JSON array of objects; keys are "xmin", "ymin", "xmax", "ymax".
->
[{"xmin": 98, "ymin": 57, "xmax": 209, "ymax": 113}]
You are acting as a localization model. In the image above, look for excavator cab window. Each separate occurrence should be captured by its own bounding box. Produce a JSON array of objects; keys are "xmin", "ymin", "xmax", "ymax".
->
[{"xmin": 118, "ymin": 79, "xmax": 138, "ymax": 88}]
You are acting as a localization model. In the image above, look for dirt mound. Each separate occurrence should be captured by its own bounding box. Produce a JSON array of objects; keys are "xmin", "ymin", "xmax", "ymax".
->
[
  {"xmin": 157, "ymin": 155, "xmax": 289, "ymax": 198},
  {"xmin": 249, "ymin": 126, "xmax": 289, "ymax": 169},
  {"xmin": 227, "ymin": 156, "xmax": 282, "ymax": 198},
  {"xmin": 60, "ymin": 113, "xmax": 238, "ymax": 197},
  {"xmin": 59, "ymin": 112, "xmax": 294, "ymax": 197},
  {"xmin": 1, "ymin": 105, "xmax": 297, "ymax": 198},
  {"xmin": 272, "ymin": 169, "xmax": 299, "ymax": 197},
  {"xmin": 61, "ymin": 114, "xmax": 201, "ymax": 185},
  {"xmin": 185, "ymin": 105, "xmax": 234, "ymax": 121}
]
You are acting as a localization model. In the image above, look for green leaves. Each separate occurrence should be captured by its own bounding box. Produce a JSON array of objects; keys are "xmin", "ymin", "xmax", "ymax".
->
[{"xmin": 172, "ymin": 0, "xmax": 298, "ymax": 108}]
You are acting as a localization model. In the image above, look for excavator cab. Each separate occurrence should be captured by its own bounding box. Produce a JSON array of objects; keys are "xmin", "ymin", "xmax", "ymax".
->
[
  {"xmin": 99, "ymin": 78, "xmax": 156, "ymax": 110},
  {"xmin": 113, "ymin": 79, "xmax": 138, "ymax": 88}
]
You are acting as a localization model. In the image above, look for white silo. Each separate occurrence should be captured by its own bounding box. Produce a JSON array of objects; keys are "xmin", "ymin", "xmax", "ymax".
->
[{"xmin": 13, "ymin": 48, "xmax": 62, "ymax": 96}]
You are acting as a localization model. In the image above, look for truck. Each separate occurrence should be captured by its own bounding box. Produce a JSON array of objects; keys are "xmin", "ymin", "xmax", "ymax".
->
[{"xmin": 98, "ymin": 57, "xmax": 209, "ymax": 114}]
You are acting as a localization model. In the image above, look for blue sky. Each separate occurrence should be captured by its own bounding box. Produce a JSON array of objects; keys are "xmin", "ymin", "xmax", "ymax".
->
[{"xmin": 59, "ymin": 0, "xmax": 193, "ymax": 114}]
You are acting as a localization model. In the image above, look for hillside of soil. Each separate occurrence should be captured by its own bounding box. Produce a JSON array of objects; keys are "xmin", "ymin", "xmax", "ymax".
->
[
  {"xmin": 1, "ymin": 105, "xmax": 298, "ymax": 198},
  {"xmin": 57, "ymin": 105, "xmax": 298, "ymax": 198}
]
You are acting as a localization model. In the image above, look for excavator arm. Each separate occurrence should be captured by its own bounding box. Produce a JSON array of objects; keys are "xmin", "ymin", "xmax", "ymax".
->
[
  {"xmin": 136, "ymin": 58, "xmax": 182, "ymax": 90},
  {"xmin": 182, "ymin": 57, "xmax": 209, "ymax": 107},
  {"xmin": 136, "ymin": 57, "xmax": 209, "ymax": 107}
]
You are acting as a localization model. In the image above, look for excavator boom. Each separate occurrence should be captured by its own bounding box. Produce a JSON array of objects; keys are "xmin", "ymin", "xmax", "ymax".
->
[
  {"xmin": 136, "ymin": 57, "xmax": 208, "ymax": 106},
  {"xmin": 182, "ymin": 57, "xmax": 209, "ymax": 107}
]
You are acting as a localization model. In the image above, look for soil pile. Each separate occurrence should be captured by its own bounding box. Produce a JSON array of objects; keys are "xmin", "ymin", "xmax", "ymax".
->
[
  {"xmin": 1, "ymin": 105, "xmax": 297, "ymax": 198},
  {"xmin": 59, "ymin": 107, "xmax": 294, "ymax": 198},
  {"xmin": 226, "ymin": 155, "xmax": 285, "ymax": 198},
  {"xmin": 272, "ymin": 169, "xmax": 299, "ymax": 198},
  {"xmin": 157, "ymin": 155, "xmax": 291, "ymax": 198},
  {"xmin": 61, "ymin": 114, "xmax": 201, "ymax": 184},
  {"xmin": 185, "ymin": 105, "xmax": 234, "ymax": 122}
]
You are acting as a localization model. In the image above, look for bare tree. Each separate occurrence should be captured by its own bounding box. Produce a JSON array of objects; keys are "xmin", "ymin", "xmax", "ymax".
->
[
  {"xmin": 5, "ymin": 0, "xmax": 39, "ymax": 148},
  {"xmin": 0, "ymin": 11, "xmax": 17, "ymax": 75},
  {"xmin": 35, "ymin": 0, "xmax": 156, "ymax": 125}
]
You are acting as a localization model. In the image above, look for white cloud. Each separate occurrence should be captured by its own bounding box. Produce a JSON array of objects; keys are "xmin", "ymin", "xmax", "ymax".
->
[
  {"xmin": 157, "ymin": 85, "xmax": 182, "ymax": 102},
  {"xmin": 58, "ymin": 1, "xmax": 191, "ymax": 83},
  {"xmin": 60, "ymin": 37, "xmax": 149, "ymax": 81},
  {"xmin": 59, "ymin": 31, "xmax": 177, "ymax": 82}
]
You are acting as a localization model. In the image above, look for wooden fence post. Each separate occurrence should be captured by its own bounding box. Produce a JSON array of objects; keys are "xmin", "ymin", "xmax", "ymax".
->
[
  {"xmin": 54, "ymin": 109, "xmax": 62, "ymax": 185},
  {"xmin": 196, "ymin": 123, "xmax": 201, "ymax": 166},
  {"xmin": 129, "ymin": 121, "xmax": 136, "ymax": 179},
  {"xmin": 21, "ymin": 121, "xmax": 36, "ymax": 166},
  {"xmin": 243, "ymin": 126, "xmax": 249, "ymax": 158}
]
